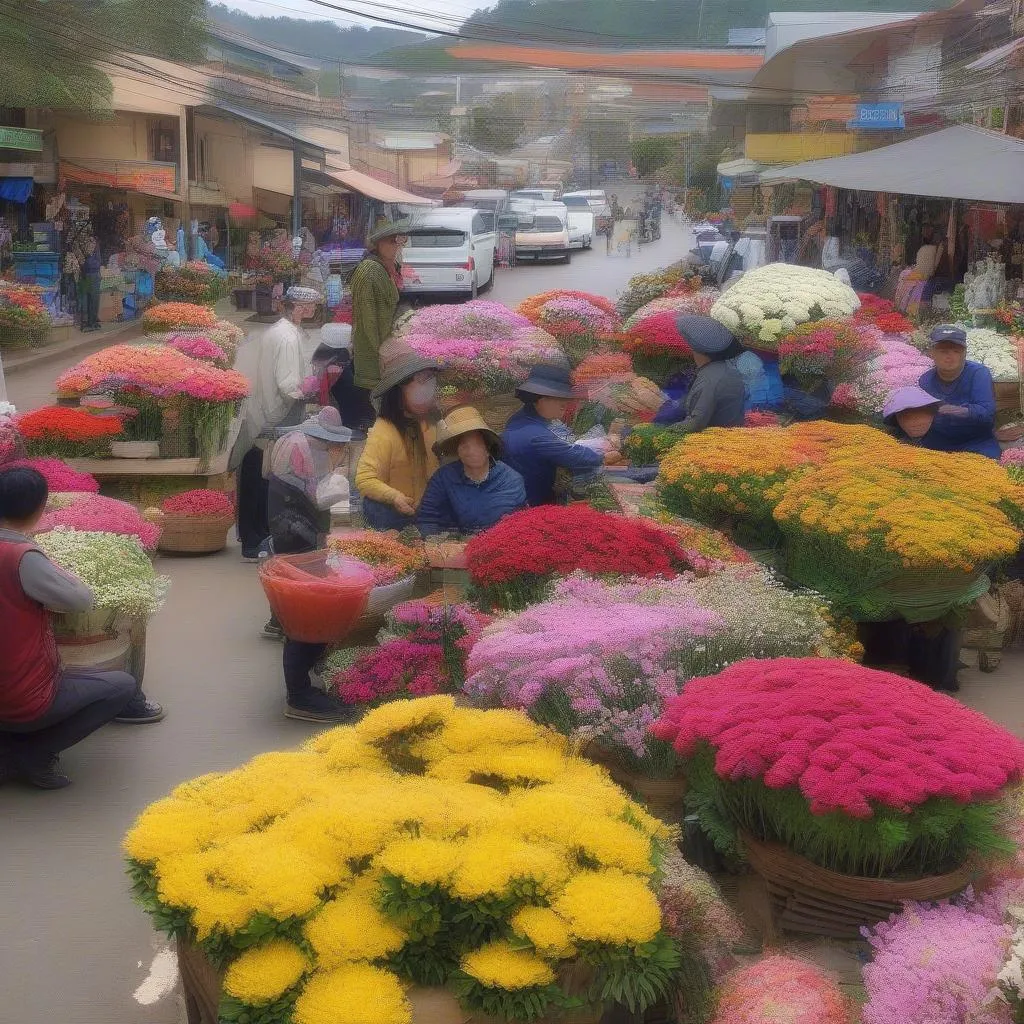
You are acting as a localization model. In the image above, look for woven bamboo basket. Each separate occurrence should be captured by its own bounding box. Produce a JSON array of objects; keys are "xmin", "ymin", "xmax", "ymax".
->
[
  {"xmin": 742, "ymin": 832, "xmax": 976, "ymax": 939},
  {"xmin": 51, "ymin": 607, "xmax": 119, "ymax": 645},
  {"xmin": 148, "ymin": 511, "xmax": 233, "ymax": 554},
  {"xmin": 582, "ymin": 743, "xmax": 686, "ymax": 821},
  {"xmin": 176, "ymin": 941, "xmax": 602, "ymax": 1024},
  {"xmin": 995, "ymin": 380, "xmax": 1022, "ymax": 415}
]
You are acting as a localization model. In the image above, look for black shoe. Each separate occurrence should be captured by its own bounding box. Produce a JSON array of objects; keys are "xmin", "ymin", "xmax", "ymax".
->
[
  {"xmin": 115, "ymin": 695, "xmax": 166, "ymax": 724},
  {"xmin": 285, "ymin": 692, "xmax": 355, "ymax": 723},
  {"xmin": 262, "ymin": 620, "xmax": 285, "ymax": 641},
  {"xmin": 241, "ymin": 550, "xmax": 261, "ymax": 563},
  {"xmin": 23, "ymin": 755, "xmax": 72, "ymax": 790}
]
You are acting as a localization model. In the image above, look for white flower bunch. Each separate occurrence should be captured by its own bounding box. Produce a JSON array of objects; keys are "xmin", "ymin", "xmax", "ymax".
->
[
  {"xmin": 0, "ymin": 400, "xmax": 15, "ymax": 418},
  {"xmin": 966, "ymin": 327, "xmax": 1019, "ymax": 382},
  {"xmin": 35, "ymin": 528, "xmax": 169, "ymax": 617},
  {"xmin": 711, "ymin": 264, "xmax": 860, "ymax": 347}
]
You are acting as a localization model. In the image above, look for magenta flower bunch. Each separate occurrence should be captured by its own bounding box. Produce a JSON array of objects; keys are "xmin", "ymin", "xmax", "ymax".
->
[
  {"xmin": 331, "ymin": 640, "xmax": 447, "ymax": 705},
  {"xmin": 863, "ymin": 895, "xmax": 1014, "ymax": 1024},
  {"xmin": 39, "ymin": 493, "xmax": 161, "ymax": 550},
  {"xmin": 831, "ymin": 326, "xmax": 933, "ymax": 417},
  {"xmin": 166, "ymin": 333, "xmax": 229, "ymax": 367},
  {"xmin": 3, "ymin": 457, "xmax": 99, "ymax": 493}
]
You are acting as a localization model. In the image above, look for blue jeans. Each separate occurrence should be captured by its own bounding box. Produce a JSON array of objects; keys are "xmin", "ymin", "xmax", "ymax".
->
[{"xmin": 362, "ymin": 497, "xmax": 416, "ymax": 532}]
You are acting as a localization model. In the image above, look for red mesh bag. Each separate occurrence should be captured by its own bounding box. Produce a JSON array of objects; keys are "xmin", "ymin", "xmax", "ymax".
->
[{"xmin": 259, "ymin": 551, "xmax": 375, "ymax": 642}]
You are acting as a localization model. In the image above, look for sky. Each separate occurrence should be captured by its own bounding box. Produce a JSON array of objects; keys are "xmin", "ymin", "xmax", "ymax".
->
[{"xmin": 217, "ymin": 0, "xmax": 479, "ymax": 32}]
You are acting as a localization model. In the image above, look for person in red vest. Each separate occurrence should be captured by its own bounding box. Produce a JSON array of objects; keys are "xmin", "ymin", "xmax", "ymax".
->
[{"xmin": 0, "ymin": 467, "xmax": 139, "ymax": 789}]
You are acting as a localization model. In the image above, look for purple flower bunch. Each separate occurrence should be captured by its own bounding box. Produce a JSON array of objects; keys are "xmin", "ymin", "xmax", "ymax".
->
[
  {"xmin": 463, "ymin": 583, "xmax": 722, "ymax": 774},
  {"xmin": 539, "ymin": 296, "xmax": 620, "ymax": 334},
  {"xmin": 402, "ymin": 300, "xmax": 532, "ymax": 341},
  {"xmin": 863, "ymin": 893, "xmax": 1014, "ymax": 1024}
]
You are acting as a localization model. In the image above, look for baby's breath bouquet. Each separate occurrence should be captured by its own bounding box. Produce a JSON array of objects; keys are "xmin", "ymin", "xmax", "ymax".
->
[
  {"xmin": 36, "ymin": 528, "xmax": 169, "ymax": 617},
  {"xmin": 124, "ymin": 698, "xmax": 689, "ymax": 1024}
]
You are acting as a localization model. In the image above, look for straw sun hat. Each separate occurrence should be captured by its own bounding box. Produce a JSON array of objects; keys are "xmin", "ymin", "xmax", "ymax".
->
[{"xmin": 432, "ymin": 406, "xmax": 501, "ymax": 458}]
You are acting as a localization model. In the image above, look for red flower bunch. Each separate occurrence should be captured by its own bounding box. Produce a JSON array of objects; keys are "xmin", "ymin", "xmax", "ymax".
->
[
  {"xmin": 620, "ymin": 312, "xmax": 694, "ymax": 386},
  {"xmin": 665, "ymin": 275, "xmax": 703, "ymax": 297},
  {"xmin": 777, "ymin": 319, "xmax": 880, "ymax": 386},
  {"xmin": 743, "ymin": 410, "xmax": 779, "ymax": 427},
  {"xmin": 653, "ymin": 657, "xmax": 1024, "ymax": 818},
  {"xmin": 38, "ymin": 493, "xmax": 161, "ymax": 550},
  {"xmin": 332, "ymin": 641, "xmax": 447, "ymax": 704},
  {"xmin": 16, "ymin": 406, "xmax": 123, "ymax": 457},
  {"xmin": 466, "ymin": 505, "xmax": 693, "ymax": 610},
  {"xmin": 161, "ymin": 489, "xmax": 234, "ymax": 518},
  {"xmin": 854, "ymin": 295, "xmax": 914, "ymax": 333},
  {"xmin": 4, "ymin": 457, "xmax": 99, "ymax": 492}
]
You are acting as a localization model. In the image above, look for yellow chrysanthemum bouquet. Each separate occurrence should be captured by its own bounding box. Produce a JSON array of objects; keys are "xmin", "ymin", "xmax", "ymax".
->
[
  {"xmin": 124, "ymin": 698, "xmax": 684, "ymax": 1024},
  {"xmin": 774, "ymin": 442, "xmax": 1024, "ymax": 620}
]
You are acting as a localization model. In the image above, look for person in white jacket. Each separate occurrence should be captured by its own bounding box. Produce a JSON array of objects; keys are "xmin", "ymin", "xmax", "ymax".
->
[{"xmin": 230, "ymin": 286, "xmax": 320, "ymax": 559}]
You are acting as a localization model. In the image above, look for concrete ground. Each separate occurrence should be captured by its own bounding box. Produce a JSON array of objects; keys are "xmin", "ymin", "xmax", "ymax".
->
[{"xmin": 4, "ymin": 209, "xmax": 1021, "ymax": 1021}]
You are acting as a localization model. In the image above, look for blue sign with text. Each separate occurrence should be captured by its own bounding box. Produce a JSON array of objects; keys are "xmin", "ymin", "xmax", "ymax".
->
[{"xmin": 848, "ymin": 103, "xmax": 905, "ymax": 130}]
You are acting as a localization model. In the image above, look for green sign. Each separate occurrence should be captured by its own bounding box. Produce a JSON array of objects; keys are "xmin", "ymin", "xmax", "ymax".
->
[{"xmin": 0, "ymin": 127, "xmax": 43, "ymax": 153}]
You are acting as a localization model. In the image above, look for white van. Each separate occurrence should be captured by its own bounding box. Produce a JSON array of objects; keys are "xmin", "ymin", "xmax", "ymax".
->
[
  {"xmin": 557, "ymin": 196, "xmax": 596, "ymax": 249},
  {"xmin": 511, "ymin": 188, "xmax": 558, "ymax": 203},
  {"xmin": 402, "ymin": 208, "xmax": 496, "ymax": 300},
  {"xmin": 562, "ymin": 189, "xmax": 611, "ymax": 219},
  {"xmin": 515, "ymin": 204, "xmax": 571, "ymax": 263}
]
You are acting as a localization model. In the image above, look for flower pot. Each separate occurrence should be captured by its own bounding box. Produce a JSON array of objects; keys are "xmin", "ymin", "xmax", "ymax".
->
[
  {"xmin": 51, "ymin": 607, "xmax": 118, "ymax": 645},
  {"xmin": 741, "ymin": 832, "xmax": 977, "ymax": 939},
  {"xmin": 110, "ymin": 441, "xmax": 161, "ymax": 460},
  {"xmin": 153, "ymin": 512, "xmax": 234, "ymax": 555}
]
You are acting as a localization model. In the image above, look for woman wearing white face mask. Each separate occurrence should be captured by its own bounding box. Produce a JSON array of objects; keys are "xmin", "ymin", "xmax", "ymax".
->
[{"xmin": 355, "ymin": 354, "xmax": 442, "ymax": 531}]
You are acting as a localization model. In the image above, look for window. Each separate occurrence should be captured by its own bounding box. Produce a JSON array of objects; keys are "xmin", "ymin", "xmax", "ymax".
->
[
  {"xmin": 406, "ymin": 230, "xmax": 467, "ymax": 248},
  {"xmin": 473, "ymin": 212, "xmax": 494, "ymax": 234},
  {"xmin": 532, "ymin": 216, "xmax": 564, "ymax": 232}
]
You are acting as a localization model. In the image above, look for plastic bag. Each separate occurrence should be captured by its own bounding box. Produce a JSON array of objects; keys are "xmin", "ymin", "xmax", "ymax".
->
[{"xmin": 259, "ymin": 551, "xmax": 374, "ymax": 642}]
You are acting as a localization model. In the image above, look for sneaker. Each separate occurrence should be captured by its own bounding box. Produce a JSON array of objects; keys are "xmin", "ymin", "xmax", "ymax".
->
[
  {"xmin": 262, "ymin": 620, "xmax": 285, "ymax": 641},
  {"xmin": 285, "ymin": 692, "xmax": 355, "ymax": 723},
  {"xmin": 23, "ymin": 754, "xmax": 72, "ymax": 790},
  {"xmin": 115, "ymin": 695, "xmax": 166, "ymax": 724},
  {"xmin": 241, "ymin": 550, "xmax": 261, "ymax": 563}
]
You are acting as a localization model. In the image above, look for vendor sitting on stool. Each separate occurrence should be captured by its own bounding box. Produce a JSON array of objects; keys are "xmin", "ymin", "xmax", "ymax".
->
[
  {"xmin": 501, "ymin": 363, "xmax": 606, "ymax": 507},
  {"xmin": 882, "ymin": 386, "xmax": 944, "ymax": 446},
  {"xmin": 653, "ymin": 315, "xmax": 746, "ymax": 431},
  {"xmin": 418, "ymin": 406, "xmax": 526, "ymax": 537},
  {"xmin": 266, "ymin": 408, "xmax": 361, "ymax": 723},
  {"xmin": 918, "ymin": 324, "xmax": 999, "ymax": 459}
]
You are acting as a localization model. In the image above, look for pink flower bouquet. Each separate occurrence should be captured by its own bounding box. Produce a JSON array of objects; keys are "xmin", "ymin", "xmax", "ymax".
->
[
  {"xmin": 4, "ymin": 457, "xmax": 99, "ymax": 493},
  {"xmin": 161, "ymin": 489, "xmax": 234, "ymax": 518},
  {"xmin": 652, "ymin": 657, "xmax": 1024, "ymax": 878},
  {"xmin": 712, "ymin": 956, "xmax": 849, "ymax": 1024},
  {"xmin": 166, "ymin": 333, "xmax": 229, "ymax": 367},
  {"xmin": 40, "ymin": 493, "xmax": 161, "ymax": 549},
  {"xmin": 831, "ymin": 325, "xmax": 932, "ymax": 418}
]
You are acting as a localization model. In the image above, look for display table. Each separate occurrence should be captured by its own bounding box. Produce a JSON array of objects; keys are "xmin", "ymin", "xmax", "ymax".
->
[{"xmin": 67, "ymin": 419, "xmax": 241, "ymax": 504}]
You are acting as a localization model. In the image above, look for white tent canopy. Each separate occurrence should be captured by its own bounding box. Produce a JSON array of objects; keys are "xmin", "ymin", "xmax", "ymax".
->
[{"xmin": 760, "ymin": 125, "xmax": 1024, "ymax": 204}]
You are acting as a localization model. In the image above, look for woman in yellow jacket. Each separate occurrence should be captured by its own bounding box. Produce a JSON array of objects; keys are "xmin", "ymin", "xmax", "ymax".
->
[{"xmin": 355, "ymin": 354, "xmax": 441, "ymax": 530}]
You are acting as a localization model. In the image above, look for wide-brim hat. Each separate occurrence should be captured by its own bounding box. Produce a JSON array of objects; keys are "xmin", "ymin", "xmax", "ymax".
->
[
  {"xmin": 516, "ymin": 362, "xmax": 581, "ymax": 400},
  {"xmin": 929, "ymin": 324, "xmax": 967, "ymax": 347},
  {"xmin": 371, "ymin": 354, "xmax": 441, "ymax": 400},
  {"xmin": 433, "ymin": 406, "xmax": 501, "ymax": 457},
  {"xmin": 882, "ymin": 385, "xmax": 942, "ymax": 423},
  {"xmin": 367, "ymin": 219, "xmax": 413, "ymax": 247},
  {"xmin": 298, "ymin": 407, "xmax": 363, "ymax": 444},
  {"xmin": 676, "ymin": 314, "xmax": 738, "ymax": 355}
]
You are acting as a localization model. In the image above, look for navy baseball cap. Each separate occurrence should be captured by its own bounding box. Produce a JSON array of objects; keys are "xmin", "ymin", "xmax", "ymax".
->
[{"xmin": 929, "ymin": 324, "xmax": 967, "ymax": 347}]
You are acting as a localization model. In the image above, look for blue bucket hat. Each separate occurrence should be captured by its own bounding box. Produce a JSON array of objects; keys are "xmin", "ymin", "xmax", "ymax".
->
[
  {"xmin": 929, "ymin": 324, "xmax": 967, "ymax": 347},
  {"xmin": 516, "ymin": 362, "xmax": 581, "ymax": 400},
  {"xmin": 676, "ymin": 314, "xmax": 738, "ymax": 355}
]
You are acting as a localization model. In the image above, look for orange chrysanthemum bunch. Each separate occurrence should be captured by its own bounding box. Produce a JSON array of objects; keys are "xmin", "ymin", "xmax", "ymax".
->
[
  {"xmin": 141, "ymin": 302, "xmax": 218, "ymax": 333},
  {"xmin": 326, "ymin": 530, "xmax": 427, "ymax": 586}
]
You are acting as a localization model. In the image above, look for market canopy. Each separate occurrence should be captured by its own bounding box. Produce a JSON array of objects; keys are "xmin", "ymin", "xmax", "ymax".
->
[
  {"xmin": 326, "ymin": 167, "xmax": 433, "ymax": 206},
  {"xmin": 759, "ymin": 125, "xmax": 1024, "ymax": 204}
]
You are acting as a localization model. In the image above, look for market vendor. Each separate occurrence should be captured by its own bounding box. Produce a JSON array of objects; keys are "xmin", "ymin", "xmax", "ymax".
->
[
  {"xmin": 355, "ymin": 353, "xmax": 441, "ymax": 531},
  {"xmin": 230, "ymin": 286, "xmax": 319, "ymax": 560},
  {"xmin": 348, "ymin": 220, "xmax": 410, "ymax": 431},
  {"xmin": 418, "ymin": 406, "xmax": 527, "ymax": 537},
  {"xmin": 0, "ymin": 467, "xmax": 160, "ymax": 790},
  {"xmin": 918, "ymin": 324, "xmax": 1000, "ymax": 459},
  {"xmin": 652, "ymin": 315, "xmax": 746, "ymax": 431},
  {"xmin": 265, "ymin": 409, "xmax": 360, "ymax": 722},
  {"xmin": 882, "ymin": 386, "xmax": 943, "ymax": 446},
  {"xmin": 501, "ymin": 363, "xmax": 607, "ymax": 507}
]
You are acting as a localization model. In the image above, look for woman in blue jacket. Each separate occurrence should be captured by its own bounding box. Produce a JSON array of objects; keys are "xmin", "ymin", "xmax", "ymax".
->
[
  {"xmin": 418, "ymin": 406, "xmax": 526, "ymax": 537},
  {"xmin": 918, "ymin": 324, "xmax": 999, "ymax": 459},
  {"xmin": 500, "ymin": 364, "xmax": 605, "ymax": 506}
]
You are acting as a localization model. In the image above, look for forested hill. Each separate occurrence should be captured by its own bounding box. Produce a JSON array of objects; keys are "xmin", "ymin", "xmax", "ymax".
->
[{"xmin": 206, "ymin": 3, "xmax": 427, "ymax": 61}]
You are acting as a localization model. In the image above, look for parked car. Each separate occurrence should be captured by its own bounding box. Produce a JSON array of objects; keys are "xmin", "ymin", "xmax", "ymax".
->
[
  {"xmin": 402, "ymin": 208, "xmax": 496, "ymax": 300},
  {"xmin": 558, "ymin": 195, "xmax": 596, "ymax": 250},
  {"xmin": 515, "ymin": 207, "xmax": 571, "ymax": 263},
  {"xmin": 457, "ymin": 189, "xmax": 509, "ymax": 221},
  {"xmin": 511, "ymin": 187, "xmax": 559, "ymax": 203}
]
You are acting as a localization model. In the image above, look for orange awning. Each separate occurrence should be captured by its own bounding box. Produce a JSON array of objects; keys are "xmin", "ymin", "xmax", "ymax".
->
[{"xmin": 327, "ymin": 168, "xmax": 432, "ymax": 205}]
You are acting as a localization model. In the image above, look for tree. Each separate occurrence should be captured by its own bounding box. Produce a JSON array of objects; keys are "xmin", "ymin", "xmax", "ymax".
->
[
  {"xmin": 631, "ymin": 136, "xmax": 679, "ymax": 178},
  {"xmin": 466, "ymin": 93, "xmax": 528, "ymax": 155},
  {"xmin": 0, "ymin": 0, "xmax": 207, "ymax": 111}
]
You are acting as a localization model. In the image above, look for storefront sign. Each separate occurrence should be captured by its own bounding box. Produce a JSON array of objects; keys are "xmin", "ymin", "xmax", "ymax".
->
[
  {"xmin": 61, "ymin": 160, "xmax": 178, "ymax": 194},
  {"xmin": 0, "ymin": 127, "xmax": 43, "ymax": 152},
  {"xmin": 848, "ymin": 103, "xmax": 905, "ymax": 130}
]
